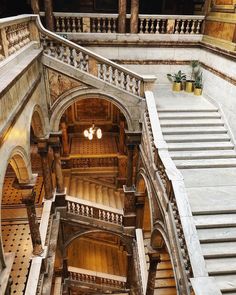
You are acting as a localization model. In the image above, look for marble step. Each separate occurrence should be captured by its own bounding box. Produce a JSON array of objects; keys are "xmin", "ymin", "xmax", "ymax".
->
[
  {"xmin": 194, "ymin": 214, "xmax": 236, "ymax": 229},
  {"xmin": 206, "ymin": 257, "xmax": 236, "ymax": 275},
  {"xmin": 198, "ymin": 227, "xmax": 236, "ymax": 243},
  {"xmin": 187, "ymin": 187, "xmax": 236, "ymax": 214},
  {"xmin": 164, "ymin": 133, "xmax": 230, "ymax": 143},
  {"xmin": 160, "ymin": 119, "xmax": 224, "ymax": 127},
  {"xmin": 167, "ymin": 141, "xmax": 234, "ymax": 151},
  {"xmin": 158, "ymin": 112, "xmax": 221, "ymax": 119},
  {"xmin": 175, "ymin": 158, "xmax": 236, "ymax": 169},
  {"xmin": 162, "ymin": 126, "xmax": 227, "ymax": 135},
  {"xmin": 201, "ymin": 242, "xmax": 236, "ymax": 258},
  {"xmin": 158, "ymin": 108, "xmax": 218, "ymax": 113},
  {"xmin": 169, "ymin": 150, "xmax": 236, "ymax": 160},
  {"xmin": 215, "ymin": 275, "xmax": 236, "ymax": 292}
]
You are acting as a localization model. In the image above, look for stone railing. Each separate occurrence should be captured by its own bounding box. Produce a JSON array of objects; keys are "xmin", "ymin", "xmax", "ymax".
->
[
  {"xmin": 62, "ymin": 155, "xmax": 118, "ymax": 169},
  {"xmin": 68, "ymin": 266, "xmax": 127, "ymax": 290},
  {"xmin": 144, "ymin": 91, "xmax": 222, "ymax": 295},
  {"xmin": 66, "ymin": 195, "xmax": 123, "ymax": 226},
  {"xmin": 0, "ymin": 15, "xmax": 39, "ymax": 62},
  {"xmin": 37, "ymin": 18, "xmax": 144, "ymax": 96},
  {"xmin": 139, "ymin": 15, "xmax": 204, "ymax": 34}
]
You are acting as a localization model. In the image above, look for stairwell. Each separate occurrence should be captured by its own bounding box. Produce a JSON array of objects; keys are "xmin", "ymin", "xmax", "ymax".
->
[{"xmin": 156, "ymin": 93, "xmax": 236, "ymax": 295}]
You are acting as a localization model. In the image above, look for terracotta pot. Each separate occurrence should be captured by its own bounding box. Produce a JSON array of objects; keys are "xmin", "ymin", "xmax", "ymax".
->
[
  {"xmin": 172, "ymin": 82, "xmax": 181, "ymax": 92},
  {"xmin": 194, "ymin": 87, "xmax": 202, "ymax": 96},
  {"xmin": 185, "ymin": 80, "xmax": 194, "ymax": 92}
]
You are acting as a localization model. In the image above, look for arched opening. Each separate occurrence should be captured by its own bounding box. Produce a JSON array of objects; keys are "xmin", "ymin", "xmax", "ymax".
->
[{"xmin": 65, "ymin": 231, "xmax": 129, "ymax": 294}]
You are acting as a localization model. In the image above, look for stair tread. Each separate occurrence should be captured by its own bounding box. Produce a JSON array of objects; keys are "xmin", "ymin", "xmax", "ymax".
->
[
  {"xmin": 158, "ymin": 112, "xmax": 221, "ymax": 119},
  {"xmin": 194, "ymin": 214, "xmax": 236, "ymax": 228},
  {"xmin": 154, "ymin": 288, "xmax": 177, "ymax": 295},
  {"xmin": 170, "ymin": 150, "xmax": 236, "ymax": 160},
  {"xmin": 198, "ymin": 227, "xmax": 236, "ymax": 242},
  {"xmin": 215, "ymin": 275, "xmax": 236, "ymax": 291},
  {"xmin": 162, "ymin": 126, "xmax": 227, "ymax": 135},
  {"xmin": 201, "ymin": 242, "xmax": 236, "ymax": 257},
  {"xmin": 155, "ymin": 278, "xmax": 176, "ymax": 288},
  {"xmin": 164, "ymin": 133, "xmax": 230, "ymax": 142},
  {"xmin": 175, "ymin": 158, "xmax": 236, "ymax": 169},
  {"xmin": 160, "ymin": 119, "xmax": 224, "ymax": 127},
  {"xmin": 158, "ymin": 109, "xmax": 218, "ymax": 113},
  {"xmin": 206, "ymin": 257, "xmax": 236, "ymax": 274}
]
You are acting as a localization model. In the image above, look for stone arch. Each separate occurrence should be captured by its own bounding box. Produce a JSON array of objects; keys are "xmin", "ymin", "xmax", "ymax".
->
[
  {"xmin": 49, "ymin": 88, "xmax": 135, "ymax": 132},
  {"xmin": 64, "ymin": 229, "xmax": 133, "ymax": 255},
  {"xmin": 30, "ymin": 104, "xmax": 47, "ymax": 138}
]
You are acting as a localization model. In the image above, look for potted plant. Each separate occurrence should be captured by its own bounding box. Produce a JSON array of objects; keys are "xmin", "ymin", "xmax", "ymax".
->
[
  {"xmin": 194, "ymin": 72, "xmax": 203, "ymax": 96},
  {"xmin": 185, "ymin": 60, "xmax": 199, "ymax": 93},
  {"xmin": 167, "ymin": 70, "xmax": 186, "ymax": 92}
]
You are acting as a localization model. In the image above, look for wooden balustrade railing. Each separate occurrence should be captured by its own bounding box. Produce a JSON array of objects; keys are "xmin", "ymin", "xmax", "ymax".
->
[
  {"xmin": 139, "ymin": 15, "xmax": 204, "ymax": 34},
  {"xmin": 66, "ymin": 195, "xmax": 123, "ymax": 226},
  {"xmin": 68, "ymin": 266, "xmax": 127, "ymax": 289},
  {"xmin": 62, "ymin": 156, "xmax": 118, "ymax": 169}
]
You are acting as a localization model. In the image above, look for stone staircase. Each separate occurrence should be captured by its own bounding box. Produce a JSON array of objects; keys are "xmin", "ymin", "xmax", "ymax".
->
[
  {"xmin": 157, "ymin": 104, "xmax": 236, "ymax": 295},
  {"xmin": 144, "ymin": 237, "xmax": 177, "ymax": 295},
  {"xmin": 64, "ymin": 176, "xmax": 124, "ymax": 210}
]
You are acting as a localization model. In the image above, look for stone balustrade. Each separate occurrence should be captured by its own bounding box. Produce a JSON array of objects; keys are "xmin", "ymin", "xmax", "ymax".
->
[
  {"xmin": 139, "ymin": 15, "xmax": 204, "ymax": 34},
  {"xmin": 68, "ymin": 266, "xmax": 127, "ymax": 289},
  {"xmin": 66, "ymin": 195, "xmax": 123, "ymax": 225}
]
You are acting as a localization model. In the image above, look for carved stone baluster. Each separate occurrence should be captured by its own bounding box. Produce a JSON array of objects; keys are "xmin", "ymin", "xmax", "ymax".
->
[
  {"xmin": 107, "ymin": 18, "xmax": 112, "ymax": 33},
  {"xmin": 92, "ymin": 18, "xmax": 96, "ymax": 32},
  {"xmin": 77, "ymin": 17, "xmax": 82, "ymax": 33},
  {"xmin": 144, "ymin": 19, "xmax": 149, "ymax": 33},
  {"xmin": 196, "ymin": 20, "xmax": 202, "ymax": 34},
  {"xmin": 66, "ymin": 17, "xmax": 71, "ymax": 32},
  {"xmin": 123, "ymin": 73, "xmax": 128, "ymax": 90},
  {"xmin": 117, "ymin": 70, "xmax": 122, "ymax": 87},
  {"xmin": 105, "ymin": 65, "xmax": 111, "ymax": 82},
  {"xmin": 97, "ymin": 18, "xmax": 101, "ymax": 33},
  {"xmin": 139, "ymin": 19, "xmax": 144, "ymax": 33},
  {"xmin": 102, "ymin": 18, "xmax": 106, "ymax": 33},
  {"xmin": 161, "ymin": 20, "xmax": 165, "ymax": 33},
  {"xmin": 56, "ymin": 17, "xmax": 60, "ymax": 32},
  {"xmin": 113, "ymin": 18, "xmax": 117, "ymax": 33},
  {"xmin": 175, "ymin": 19, "xmax": 180, "ymax": 34},
  {"xmin": 61, "ymin": 17, "xmax": 66, "ymax": 32},
  {"xmin": 150, "ymin": 19, "xmax": 154, "ymax": 33},
  {"xmin": 155, "ymin": 20, "xmax": 160, "ymax": 34},
  {"xmin": 186, "ymin": 20, "xmax": 190, "ymax": 34},
  {"xmin": 111, "ymin": 68, "xmax": 116, "ymax": 84},
  {"xmin": 180, "ymin": 20, "xmax": 185, "ymax": 34},
  {"xmin": 71, "ymin": 17, "xmax": 76, "ymax": 33}
]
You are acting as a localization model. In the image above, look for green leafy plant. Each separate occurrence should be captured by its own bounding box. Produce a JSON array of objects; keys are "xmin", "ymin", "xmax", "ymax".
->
[
  {"xmin": 167, "ymin": 70, "xmax": 186, "ymax": 83},
  {"xmin": 194, "ymin": 72, "xmax": 203, "ymax": 89}
]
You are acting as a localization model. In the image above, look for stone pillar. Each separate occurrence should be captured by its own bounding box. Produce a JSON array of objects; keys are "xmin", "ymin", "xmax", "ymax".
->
[
  {"xmin": 49, "ymin": 136, "xmax": 65, "ymax": 194},
  {"xmin": 146, "ymin": 249, "xmax": 161, "ymax": 295},
  {"xmin": 22, "ymin": 189, "xmax": 43, "ymax": 256},
  {"xmin": 126, "ymin": 144, "xmax": 135, "ymax": 189},
  {"xmin": 130, "ymin": 0, "xmax": 139, "ymax": 33},
  {"xmin": 44, "ymin": 0, "xmax": 54, "ymax": 31},
  {"xmin": 38, "ymin": 141, "xmax": 53, "ymax": 199},
  {"xmin": 31, "ymin": 0, "xmax": 40, "ymax": 14},
  {"xmin": 60, "ymin": 122, "xmax": 70, "ymax": 156},
  {"xmin": 119, "ymin": 120, "xmax": 125, "ymax": 154},
  {"xmin": 118, "ymin": 0, "xmax": 127, "ymax": 33},
  {"xmin": 135, "ymin": 192, "xmax": 145, "ymax": 228}
]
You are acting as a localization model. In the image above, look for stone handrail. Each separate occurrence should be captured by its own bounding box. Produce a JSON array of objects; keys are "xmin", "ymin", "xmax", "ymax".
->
[
  {"xmin": 0, "ymin": 15, "xmax": 39, "ymax": 62},
  {"xmin": 144, "ymin": 91, "xmax": 222, "ymax": 295},
  {"xmin": 139, "ymin": 15, "xmax": 205, "ymax": 34},
  {"xmin": 66, "ymin": 195, "xmax": 123, "ymax": 225},
  {"xmin": 135, "ymin": 229, "xmax": 147, "ymax": 295},
  {"xmin": 35, "ymin": 17, "xmax": 144, "ymax": 97},
  {"xmin": 68, "ymin": 266, "xmax": 127, "ymax": 289}
]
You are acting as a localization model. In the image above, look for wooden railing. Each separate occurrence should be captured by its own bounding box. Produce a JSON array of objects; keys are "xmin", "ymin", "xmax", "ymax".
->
[
  {"xmin": 62, "ymin": 155, "xmax": 118, "ymax": 169},
  {"xmin": 66, "ymin": 195, "xmax": 123, "ymax": 226},
  {"xmin": 68, "ymin": 266, "xmax": 127, "ymax": 289},
  {"xmin": 41, "ymin": 12, "xmax": 204, "ymax": 35}
]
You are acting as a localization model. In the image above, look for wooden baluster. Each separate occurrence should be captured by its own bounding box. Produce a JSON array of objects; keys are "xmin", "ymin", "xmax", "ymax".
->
[
  {"xmin": 185, "ymin": 19, "xmax": 190, "ymax": 34},
  {"xmin": 107, "ymin": 18, "xmax": 112, "ymax": 33},
  {"xmin": 71, "ymin": 17, "xmax": 76, "ymax": 33},
  {"xmin": 139, "ymin": 19, "xmax": 144, "ymax": 33},
  {"xmin": 180, "ymin": 20, "xmax": 185, "ymax": 34},
  {"xmin": 66, "ymin": 17, "xmax": 71, "ymax": 32},
  {"xmin": 150, "ymin": 19, "xmax": 154, "ymax": 33},
  {"xmin": 97, "ymin": 18, "xmax": 101, "ymax": 33},
  {"xmin": 175, "ymin": 19, "xmax": 180, "ymax": 34},
  {"xmin": 92, "ymin": 18, "xmax": 96, "ymax": 32},
  {"xmin": 61, "ymin": 17, "xmax": 66, "ymax": 32},
  {"xmin": 56, "ymin": 16, "xmax": 60, "ymax": 32},
  {"xmin": 145, "ymin": 19, "xmax": 149, "ymax": 33}
]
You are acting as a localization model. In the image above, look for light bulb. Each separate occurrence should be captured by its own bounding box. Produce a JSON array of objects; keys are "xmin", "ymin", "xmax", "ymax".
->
[
  {"xmin": 88, "ymin": 133, "xmax": 93, "ymax": 140},
  {"xmin": 96, "ymin": 128, "xmax": 102, "ymax": 139},
  {"xmin": 89, "ymin": 127, "xmax": 93, "ymax": 133},
  {"xmin": 84, "ymin": 130, "xmax": 89, "ymax": 137}
]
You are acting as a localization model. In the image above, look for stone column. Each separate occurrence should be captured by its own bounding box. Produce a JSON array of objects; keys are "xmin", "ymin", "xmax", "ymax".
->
[
  {"xmin": 118, "ymin": 0, "xmax": 127, "ymax": 33},
  {"xmin": 38, "ymin": 141, "xmax": 53, "ymax": 199},
  {"xmin": 146, "ymin": 249, "xmax": 161, "ymax": 295},
  {"xmin": 44, "ymin": 0, "xmax": 54, "ymax": 31},
  {"xmin": 135, "ymin": 192, "xmax": 145, "ymax": 228},
  {"xmin": 126, "ymin": 144, "xmax": 135, "ymax": 189},
  {"xmin": 31, "ymin": 0, "xmax": 40, "ymax": 14},
  {"xmin": 130, "ymin": 0, "xmax": 139, "ymax": 33},
  {"xmin": 22, "ymin": 189, "xmax": 43, "ymax": 256},
  {"xmin": 49, "ymin": 136, "xmax": 65, "ymax": 194},
  {"xmin": 119, "ymin": 120, "xmax": 125, "ymax": 154},
  {"xmin": 60, "ymin": 122, "xmax": 70, "ymax": 156}
]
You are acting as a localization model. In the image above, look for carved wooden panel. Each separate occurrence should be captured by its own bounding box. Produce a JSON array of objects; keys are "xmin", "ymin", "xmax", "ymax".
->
[{"xmin": 204, "ymin": 21, "xmax": 235, "ymax": 41}]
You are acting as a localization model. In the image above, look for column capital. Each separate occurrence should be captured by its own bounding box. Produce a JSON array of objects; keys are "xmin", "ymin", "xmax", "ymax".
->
[
  {"xmin": 21, "ymin": 189, "xmax": 36, "ymax": 205},
  {"xmin": 37, "ymin": 140, "xmax": 49, "ymax": 154},
  {"xmin": 125, "ymin": 130, "xmax": 142, "ymax": 146},
  {"xmin": 48, "ymin": 135, "xmax": 61, "ymax": 150},
  {"xmin": 12, "ymin": 174, "xmax": 37, "ymax": 190},
  {"xmin": 147, "ymin": 245, "xmax": 161, "ymax": 262}
]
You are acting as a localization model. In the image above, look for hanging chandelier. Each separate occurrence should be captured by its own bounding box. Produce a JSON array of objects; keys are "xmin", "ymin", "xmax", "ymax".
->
[{"xmin": 83, "ymin": 123, "xmax": 102, "ymax": 140}]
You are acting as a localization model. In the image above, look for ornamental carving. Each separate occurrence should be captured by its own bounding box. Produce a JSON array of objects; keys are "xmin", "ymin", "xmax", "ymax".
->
[{"xmin": 47, "ymin": 68, "xmax": 89, "ymax": 104}]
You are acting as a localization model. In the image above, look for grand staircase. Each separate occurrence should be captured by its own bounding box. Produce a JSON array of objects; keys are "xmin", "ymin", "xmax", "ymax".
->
[
  {"xmin": 157, "ymin": 96, "xmax": 236, "ymax": 295},
  {"xmin": 144, "ymin": 236, "xmax": 177, "ymax": 295}
]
